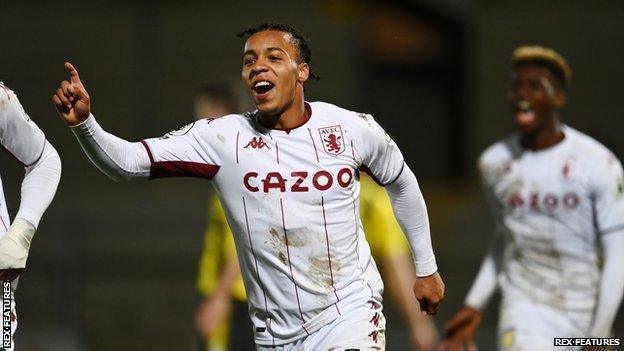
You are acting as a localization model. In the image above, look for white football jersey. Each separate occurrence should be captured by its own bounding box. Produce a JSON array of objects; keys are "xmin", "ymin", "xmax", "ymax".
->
[
  {"xmin": 0, "ymin": 83, "xmax": 46, "ymax": 235},
  {"xmin": 141, "ymin": 101, "xmax": 404, "ymax": 345},
  {"xmin": 479, "ymin": 125, "xmax": 624, "ymax": 313}
]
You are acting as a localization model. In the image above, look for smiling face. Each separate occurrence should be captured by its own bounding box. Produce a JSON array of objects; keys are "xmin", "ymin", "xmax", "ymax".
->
[
  {"xmin": 241, "ymin": 30, "xmax": 310, "ymax": 116},
  {"xmin": 508, "ymin": 64, "xmax": 566, "ymax": 135}
]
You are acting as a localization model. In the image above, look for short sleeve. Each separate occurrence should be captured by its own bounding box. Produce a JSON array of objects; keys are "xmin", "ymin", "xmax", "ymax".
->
[
  {"xmin": 0, "ymin": 85, "xmax": 46, "ymax": 166},
  {"xmin": 140, "ymin": 118, "xmax": 223, "ymax": 180},
  {"xmin": 355, "ymin": 113, "xmax": 404, "ymax": 185},
  {"xmin": 590, "ymin": 153, "xmax": 624, "ymax": 235}
]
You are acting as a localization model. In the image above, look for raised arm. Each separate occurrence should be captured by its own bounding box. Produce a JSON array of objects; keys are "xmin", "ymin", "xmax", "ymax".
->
[
  {"xmin": 52, "ymin": 62, "xmax": 151, "ymax": 181},
  {"xmin": 53, "ymin": 63, "xmax": 222, "ymax": 182}
]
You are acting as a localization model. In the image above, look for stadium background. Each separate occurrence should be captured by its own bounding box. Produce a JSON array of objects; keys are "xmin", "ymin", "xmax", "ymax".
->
[{"xmin": 1, "ymin": 0, "xmax": 623, "ymax": 350}]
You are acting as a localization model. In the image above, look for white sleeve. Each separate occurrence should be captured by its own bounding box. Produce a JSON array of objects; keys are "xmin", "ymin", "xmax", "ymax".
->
[
  {"xmin": 589, "ymin": 153, "xmax": 624, "ymax": 235},
  {"xmin": 384, "ymin": 164, "xmax": 437, "ymax": 276},
  {"xmin": 354, "ymin": 113, "xmax": 404, "ymax": 185},
  {"xmin": 16, "ymin": 142, "xmax": 61, "ymax": 228},
  {"xmin": 590, "ymin": 230, "xmax": 624, "ymax": 337},
  {"xmin": 464, "ymin": 233, "xmax": 502, "ymax": 310},
  {"xmin": 71, "ymin": 115, "xmax": 222, "ymax": 181},
  {"xmin": 463, "ymin": 157, "xmax": 505, "ymax": 310},
  {"xmin": 140, "ymin": 118, "xmax": 222, "ymax": 180},
  {"xmin": 0, "ymin": 86, "xmax": 61, "ymax": 228},
  {"xmin": 70, "ymin": 114, "xmax": 152, "ymax": 181},
  {"xmin": 0, "ymin": 86, "xmax": 46, "ymax": 166}
]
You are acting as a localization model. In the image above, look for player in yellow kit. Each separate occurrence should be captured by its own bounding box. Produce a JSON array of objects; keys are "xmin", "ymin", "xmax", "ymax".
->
[{"xmin": 197, "ymin": 172, "xmax": 439, "ymax": 350}]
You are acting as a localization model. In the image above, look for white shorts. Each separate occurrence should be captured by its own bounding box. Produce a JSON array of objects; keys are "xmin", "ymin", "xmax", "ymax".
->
[
  {"xmin": 498, "ymin": 291, "xmax": 591, "ymax": 351},
  {"xmin": 257, "ymin": 298, "xmax": 386, "ymax": 351}
]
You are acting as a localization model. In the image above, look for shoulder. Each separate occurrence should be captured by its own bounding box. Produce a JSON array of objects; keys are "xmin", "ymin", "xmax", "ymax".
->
[
  {"xmin": 564, "ymin": 126, "xmax": 622, "ymax": 176},
  {"xmin": 189, "ymin": 113, "xmax": 252, "ymax": 133},
  {"xmin": 565, "ymin": 126, "xmax": 617, "ymax": 160},
  {"xmin": 309, "ymin": 101, "xmax": 371, "ymax": 126},
  {"xmin": 0, "ymin": 82, "xmax": 17, "ymax": 112},
  {"xmin": 478, "ymin": 134, "xmax": 518, "ymax": 176}
]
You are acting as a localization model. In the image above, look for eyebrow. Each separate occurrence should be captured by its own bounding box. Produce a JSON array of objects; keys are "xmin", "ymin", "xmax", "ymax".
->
[{"xmin": 242, "ymin": 47, "xmax": 288, "ymax": 57}]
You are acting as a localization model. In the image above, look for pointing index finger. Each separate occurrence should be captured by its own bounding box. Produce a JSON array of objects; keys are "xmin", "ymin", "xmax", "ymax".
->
[{"xmin": 64, "ymin": 62, "xmax": 81, "ymax": 83}]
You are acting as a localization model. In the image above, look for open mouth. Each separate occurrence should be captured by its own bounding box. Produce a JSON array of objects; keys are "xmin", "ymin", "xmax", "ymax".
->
[
  {"xmin": 252, "ymin": 80, "xmax": 275, "ymax": 95},
  {"xmin": 514, "ymin": 101, "xmax": 535, "ymax": 125}
]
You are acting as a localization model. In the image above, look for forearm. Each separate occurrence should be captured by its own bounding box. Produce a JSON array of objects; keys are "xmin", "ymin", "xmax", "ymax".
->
[
  {"xmin": 384, "ymin": 253, "xmax": 427, "ymax": 322},
  {"xmin": 385, "ymin": 164, "xmax": 437, "ymax": 276},
  {"xmin": 464, "ymin": 252, "xmax": 498, "ymax": 311},
  {"xmin": 16, "ymin": 142, "xmax": 61, "ymax": 228},
  {"xmin": 70, "ymin": 114, "xmax": 151, "ymax": 181},
  {"xmin": 216, "ymin": 254, "xmax": 242, "ymax": 297},
  {"xmin": 590, "ymin": 231, "xmax": 624, "ymax": 337}
]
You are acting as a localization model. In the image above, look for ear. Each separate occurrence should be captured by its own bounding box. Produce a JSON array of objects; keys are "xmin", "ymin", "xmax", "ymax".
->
[
  {"xmin": 554, "ymin": 89, "xmax": 566, "ymax": 108},
  {"xmin": 297, "ymin": 63, "xmax": 310, "ymax": 84}
]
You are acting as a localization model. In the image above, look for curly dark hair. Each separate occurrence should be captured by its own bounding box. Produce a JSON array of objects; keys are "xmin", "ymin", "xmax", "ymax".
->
[{"xmin": 238, "ymin": 23, "xmax": 320, "ymax": 81}]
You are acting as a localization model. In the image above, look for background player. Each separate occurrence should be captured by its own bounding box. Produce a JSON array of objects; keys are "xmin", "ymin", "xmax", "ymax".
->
[
  {"xmin": 0, "ymin": 82, "xmax": 62, "ymax": 350},
  {"xmin": 53, "ymin": 23, "xmax": 445, "ymax": 350},
  {"xmin": 440, "ymin": 46, "xmax": 624, "ymax": 350},
  {"xmin": 192, "ymin": 82, "xmax": 255, "ymax": 350}
]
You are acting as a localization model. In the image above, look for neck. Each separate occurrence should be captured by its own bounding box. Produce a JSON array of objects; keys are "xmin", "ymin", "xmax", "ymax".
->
[
  {"xmin": 521, "ymin": 115, "xmax": 564, "ymax": 150},
  {"xmin": 259, "ymin": 89, "xmax": 307, "ymax": 130}
]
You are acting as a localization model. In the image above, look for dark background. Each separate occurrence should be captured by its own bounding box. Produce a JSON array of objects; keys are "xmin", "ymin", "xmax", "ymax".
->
[{"xmin": 1, "ymin": 0, "xmax": 623, "ymax": 350}]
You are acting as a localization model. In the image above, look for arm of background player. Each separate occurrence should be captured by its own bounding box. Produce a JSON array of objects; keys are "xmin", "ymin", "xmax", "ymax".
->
[
  {"xmin": 16, "ymin": 142, "xmax": 61, "ymax": 228},
  {"xmin": 590, "ymin": 231, "xmax": 624, "ymax": 337},
  {"xmin": 588, "ymin": 153, "xmax": 624, "ymax": 337},
  {"xmin": 0, "ymin": 86, "xmax": 61, "ymax": 274},
  {"xmin": 385, "ymin": 164, "xmax": 436, "ymax": 277},
  {"xmin": 0, "ymin": 86, "xmax": 62, "ymax": 228},
  {"xmin": 70, "ymin": 115, "xmax": 151, "ymax": 181},
  {"xmin": 464, "ymin": 160, "xmax": 506, "ymax": 311},
  {"xmin": 463, "ymin": 233, "xmax": 501, "ymax": 310}
]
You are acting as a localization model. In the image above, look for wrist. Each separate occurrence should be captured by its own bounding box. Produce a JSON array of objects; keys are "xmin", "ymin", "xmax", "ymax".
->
[{"xmin": 8, "ymin": 218, "xmax": 36, "ymax": 249}]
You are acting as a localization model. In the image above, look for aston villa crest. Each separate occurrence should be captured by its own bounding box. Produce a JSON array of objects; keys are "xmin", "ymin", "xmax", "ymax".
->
[{"xmin": 319, "ymin": 125, "xmax": 345, "ymax": 155}]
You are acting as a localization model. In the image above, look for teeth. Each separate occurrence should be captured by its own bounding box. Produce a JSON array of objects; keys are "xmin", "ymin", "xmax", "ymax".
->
[
  {"xmin": 517, "ymin": 101, "xmax": 531, "ymax": 112},
  {"xmin": 254, "ymin": 81, "xmax": 272, "ymax": 89}
]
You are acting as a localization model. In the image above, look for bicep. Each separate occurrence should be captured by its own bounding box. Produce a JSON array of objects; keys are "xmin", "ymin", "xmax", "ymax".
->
[
  {"xmin": 141, "ymin": 122, "xmax": 222, "ymax": 180},
  {"xmin": 356, "ymin": 116, "xmax": 404, "ymax": 185},
  {"xmin": 0, "ymin": 94, "xmax": 46, "ymax": 166}
]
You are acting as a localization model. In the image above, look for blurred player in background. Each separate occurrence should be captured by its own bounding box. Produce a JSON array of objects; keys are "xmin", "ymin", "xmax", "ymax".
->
[
  {"xmin": 441, "ymin": 46, "xmax": 624, "ymax": 350},
  {"xmin": 192, "ymin": 82, "xmax": 255, "ymax": 351},
  {"xmin": 53, "ymin": 23, "xmax": 445, "ymax": 350},
  {"xmin": 0, "ymin": 82, "xmax": 62, "ymax": 350}
]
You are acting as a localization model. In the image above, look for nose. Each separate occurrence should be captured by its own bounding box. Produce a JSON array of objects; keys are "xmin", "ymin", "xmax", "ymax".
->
[
  {"xmin": 249, "ymin": 60, "xmax": 269, "ymax": 79},
  {"xmin": 511, "ymin": 83, "xmax": 531, "ymax": 102}
]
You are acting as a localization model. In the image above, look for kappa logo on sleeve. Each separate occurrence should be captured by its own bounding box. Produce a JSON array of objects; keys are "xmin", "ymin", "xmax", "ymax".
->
[{"xmin": 319, "ymin": 125, "xmax": 345, "ymax": 155}]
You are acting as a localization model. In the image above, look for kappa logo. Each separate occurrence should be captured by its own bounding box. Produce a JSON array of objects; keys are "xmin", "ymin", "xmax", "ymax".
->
[
  {"xmin": 244, "ymin": 137, "xmax": 270, "ymax": 149},
  {"xmin": 319, "ymin": 125, "xmax": 345, "ymax": 155}
]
